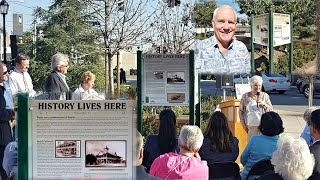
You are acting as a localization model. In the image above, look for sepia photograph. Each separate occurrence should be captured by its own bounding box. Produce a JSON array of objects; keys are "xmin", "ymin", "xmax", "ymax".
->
[
  {"xmin": 167, "ymin": 93, "xmax": 186, "ymax": 103},
  {"xmin": 85, "ymin": 140, "xmax": 127, "ymax": 167},
  {"xmin": 167, "ymin": 72, "xmax": 186, "ymax": 84},
  {"xmin": 153, "ymin": 71, "xmax": 164, "ymax": 80},
  {"xmin": 55, "ymin": 140, "xmax": 81, "ymax": 158}
]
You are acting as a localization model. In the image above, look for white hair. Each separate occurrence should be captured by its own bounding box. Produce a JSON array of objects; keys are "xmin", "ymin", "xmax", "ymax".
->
[
  {"xmin": 51, "ymin": 53, "xmax": 69, "ymax": 70},
  {"xmin": 250, "ymin": 75, "xmax": 263, "ymax": 86},
  {"xmin": 271, "ymin": 135, "xmax": 315, "ymax": 180},
  {"xmin": 303, "ymin": 107, "xmax": 317, "ymax": 122},
  {"xmin": 134, "ymin": 130, "xmax": 143, "ymax": 159},
  {"xmin": 178, "ymin": 125, "xmax": 203, "ymax": 152},
  {"xmin": 212, "ymin": 5, "xmax": 237, "ymax": 22}
]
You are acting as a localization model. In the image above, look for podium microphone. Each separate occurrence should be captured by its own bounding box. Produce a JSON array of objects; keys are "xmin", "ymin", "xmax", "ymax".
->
[{"xmin": 256, "ymin": 92, "xmax": 260, "ymax": 108}]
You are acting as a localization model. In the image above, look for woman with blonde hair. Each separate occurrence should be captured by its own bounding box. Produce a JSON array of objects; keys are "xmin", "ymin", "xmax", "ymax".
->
[{"xmin": 72, "ymin": 71, "xmax": 99, "ymax": 100}]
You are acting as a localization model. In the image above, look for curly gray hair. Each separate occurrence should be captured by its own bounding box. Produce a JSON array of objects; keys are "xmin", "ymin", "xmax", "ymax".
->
[{"xmin": 271, "ymin": 135, "xmax": 315, "ymax": 180}]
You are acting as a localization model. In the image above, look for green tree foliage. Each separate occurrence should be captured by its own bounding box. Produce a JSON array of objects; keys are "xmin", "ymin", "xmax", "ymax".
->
[
  {"xmin": 193, "ymin": 0, "xmax": 217, "ymax": 28},
  {"xmin": 274, "ymin": 44, "xmax": 316, "ymax": 74},
  {"xmin": 21, "ymin": 0, "xmax": 104, "ymax": 92},
  {"xmin": 236, "ymin": 0, "xmax": 316, "ymax": 39}
]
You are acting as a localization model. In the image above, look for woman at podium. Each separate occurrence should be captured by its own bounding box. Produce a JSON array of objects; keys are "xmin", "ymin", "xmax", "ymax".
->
[{"xmin": 239, "ymin": 75, "xmax": 273, "ymax": 140}]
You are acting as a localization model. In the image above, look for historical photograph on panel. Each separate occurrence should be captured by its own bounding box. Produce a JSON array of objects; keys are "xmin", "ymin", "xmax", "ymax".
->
[
  {"xmin": 153, "ymin": 71, "xmax": 164, "ymax": 80},
  {"xmin": 85, "ymin": 140, "xmax": 127, "ymax": 167},
  {"xmin": 167, "ymin": 93, "xmax": 186, "ymax": 103},
  {"xmin": 167, "ymin": 72, "xmax": 185, "ymax": 84},
  {"xmin": 55, "ymin": 140, "xmax": 81, "ymax": 158}
]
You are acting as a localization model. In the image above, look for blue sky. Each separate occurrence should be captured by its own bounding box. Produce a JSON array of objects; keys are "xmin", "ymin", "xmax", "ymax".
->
[
  {"xmin": 4, "ymin": 0, "xmax": 243, "ymax": 33},
  {"xmin": 5, "ymin": 0, "xmax": 50, "ymax": 33}
]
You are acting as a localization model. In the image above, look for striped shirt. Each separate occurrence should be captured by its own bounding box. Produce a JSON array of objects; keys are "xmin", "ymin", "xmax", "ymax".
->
[{"xmin": 193, "ymin": 35, "xmax": 251, "ymax": 75}]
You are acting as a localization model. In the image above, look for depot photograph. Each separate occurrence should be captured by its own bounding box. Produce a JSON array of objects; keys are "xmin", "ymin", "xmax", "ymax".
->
[{"xmin": 85, "ymin": 140, "xmax": 127, "ymax": 167}]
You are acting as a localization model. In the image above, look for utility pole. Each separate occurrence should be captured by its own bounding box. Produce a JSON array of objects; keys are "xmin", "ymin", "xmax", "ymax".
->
[{"xmin": 32, "ymin": 19, "xmax": 36, "ymax": 56}]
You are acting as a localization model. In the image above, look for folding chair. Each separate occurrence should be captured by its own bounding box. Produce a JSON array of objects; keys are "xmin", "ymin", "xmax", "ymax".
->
[
  {"xmin": 209, "ymin": 162, "xmax": 240, "ymax": 180},
  {"xmin": 246, "ymin": 159, "xmax": 274, "ymax": 180}
]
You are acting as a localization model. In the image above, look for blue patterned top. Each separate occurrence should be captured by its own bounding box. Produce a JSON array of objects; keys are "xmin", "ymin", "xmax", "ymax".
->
[{"xmin": 193, "ymin": 35, "xmax": 251, "ymax": 74}]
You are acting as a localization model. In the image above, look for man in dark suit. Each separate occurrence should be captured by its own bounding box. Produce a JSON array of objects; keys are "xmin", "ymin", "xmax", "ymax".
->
[
  {"xmin": 0, "ymin": 62, "xmax": 14, "ymax": 180},
  {"xmin": 135, "ymin": 130, "xmax": 161, "ymax": 180},
  {"xmin": 44, "ymin": 53, "xmax": 71, "ymax": 100},
  {"xmin": 310, "ymin": 109, "xmax": 320, "ymax": 174}
]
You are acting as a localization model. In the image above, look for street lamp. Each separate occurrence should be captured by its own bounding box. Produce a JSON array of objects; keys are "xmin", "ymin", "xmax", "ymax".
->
[{"xmin": 0, "ymin": 0, "xmax": 9, "ymax": 64}]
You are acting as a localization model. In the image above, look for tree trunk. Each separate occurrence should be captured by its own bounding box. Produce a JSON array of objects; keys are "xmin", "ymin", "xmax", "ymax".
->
[
  {"xmin": 104, "ymin": 49, "xmax": 109, "ymax": 100},
  {"xmin": 317, "ymin": 0, "xmax": 320, "ymax": 72},
  {"xmin": 108, "ymin": 52, "xmax": 114, "ymax": 99},
  {"xmin": 308, "ymin": 77, "xmax": 313, "ymax": 107}
]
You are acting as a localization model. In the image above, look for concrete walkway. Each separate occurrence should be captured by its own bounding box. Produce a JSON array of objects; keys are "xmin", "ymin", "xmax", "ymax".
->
[{"xmin": 274, "ymin": 109, "xmax": 306, "ymax": 138}]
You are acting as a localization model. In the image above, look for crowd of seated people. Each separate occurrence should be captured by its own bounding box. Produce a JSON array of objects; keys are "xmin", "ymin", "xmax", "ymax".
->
[
  {"xmin": 137, "ymin": 107, "xmax": 320, "ymax": 180},
  {"xmin": 7, "ymin": 107, "xmax": 319, "ymax": 179}
]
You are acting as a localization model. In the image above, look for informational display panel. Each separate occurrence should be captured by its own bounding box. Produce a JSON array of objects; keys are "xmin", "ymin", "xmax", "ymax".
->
[
  {"xmin": 273, "ymin": 13, "xmax": 291, "ymax": 47},
  {"xmin": 29, "ymin": 100, "xmax": 134, "ymax": 180},
  {"xmin": 253, "ymin": 13, "xmax": 291, "ymax": 47},
  {"xmin": 253, "ymin": 14, "xmax": 269, "ymax": 46},
  {"xmin": 235, "ymin": 84, "xmax": 251, "ymax": 99},
  {"xmin": 143, "ymin": 54, "xmax": 189, "ymax": 106}
]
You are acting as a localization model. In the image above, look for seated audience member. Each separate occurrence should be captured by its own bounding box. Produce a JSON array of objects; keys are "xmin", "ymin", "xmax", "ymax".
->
[
  {"xmin": 301, "ymin": 107, "xmax": 317, "ymax": 146},
  {"xmin": 310, "ymin": 109, "xmax": 320, "ymax": 174},
  {"xmin": 199, "ymin": 111, "xmax": 239, "ymax": 165},
  {"xmin": 2, "ymin": 141, "xmax": 17, "ymax": 179},
  {"xmin": 149, "ymin": 125, "xmax": 208, "ymax": 180},
  {"xmin": 259, "ymin": 135, "xmax": 315, "ymax": 180},
  {"xmin": 142, "ymin": 109, "xmax": 179, "ymax": 172},
  {"xmin": 134, "ymin": 130, "xmax": 161, "ymax": 180},
  {"xmin": 72, "ymin": 71, "xmax": 99, "ymax": 100},
  {"xmin": 240, "ymin": 111, "xmax": 284, "ymax": 180}
]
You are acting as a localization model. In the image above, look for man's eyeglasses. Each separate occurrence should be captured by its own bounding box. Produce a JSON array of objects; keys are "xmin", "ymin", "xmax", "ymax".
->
[{"xmin": 2, "ymin": 71, "xmax": 8, "ymax": 75}]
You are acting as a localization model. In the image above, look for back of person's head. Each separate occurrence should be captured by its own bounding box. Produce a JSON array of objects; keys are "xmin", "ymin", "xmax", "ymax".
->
[
  {"xmin": 15, "ymin": 53, "xmax": 29, "ymax": 65},
  {"xmin": 271, "ymin": 135, "xmax": 315, "ymax": 180},
  {"xmin": 310, "ymin": 109, "xmax": 320, "ymax": 133},
  {"xmin": 134, "ymin": 129, "xmax": 143, "ymax": 165},
  {"xmin": 204, "ymin": 111, "xmax": 234, "ymax": 152},
  {"xmin": 158, "ymin": 109, "xmax": 177, "ymax": 154},
  {"xmin": 178, "ymin": 125, "xmax": 204, "ymax": 152},
  {"xmin": 304, "ymin": 107, "xmax": 317, "ymax": 123},
  {"xmin": 258, "ymin": 111, "xmax": 284, "ymax": 136}
]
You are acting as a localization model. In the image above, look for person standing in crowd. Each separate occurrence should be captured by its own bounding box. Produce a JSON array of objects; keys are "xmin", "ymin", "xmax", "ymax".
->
[
  {"xmin": 240, "ymin": 111, "xmax": 284, "ymax": 180},
  {"xmin": 72, "ymin": 71, "xmax": 99, "ymax": 100},
  {"xmin": 193, "ymin": 5, "xmax": 250, "ymax": 74},
  {"xmin": 2, "ymin": 141, "xmax": 17, "ymax": 179},
  {"xmin": 239, "ymin": 75, "xmax": 273, "ymax": 139},
  {"xmin": 8, "ymin": 54, "xmax": 36, "ymax": 97},
  {"xmin": 0, "ymin": 62, "xmax": 15, "ymax": 180},
  {"xmin": 44, "ymin": 53, "xmax": 71, "ymax": 100},
  {"xmin": 120, "ymin": 68, "xmax": 126, "ymax": 84},
  {"xmin": 134, "ymin": 130, "xmax": 161, "ymax": 180},
  {"xmin": 309, "ymin": 109, "xmax": 320, "ymax": 175},
  {"xmin": 199, "ymin": 111, "xmax": 239, "ymax": 165},
  {"xmin": 142, "ymin": 109, "xmax": 179, "ymax": 172},
  {"xmin": 150, "ymin": 125, "xmax": 208, "ymax": 180},
  {"xmin": 301, "ymin": 107, "xmax": 317, "ymax": 146},
  {"xmin": 1, "ymin": 63, "xmax": 15, "ymax": 138}
]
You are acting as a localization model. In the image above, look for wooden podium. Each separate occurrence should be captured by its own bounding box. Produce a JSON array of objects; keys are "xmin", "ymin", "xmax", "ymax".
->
[{"xmin": 220, "ymin": 99, "xmax": 248, "ymax": 163}]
